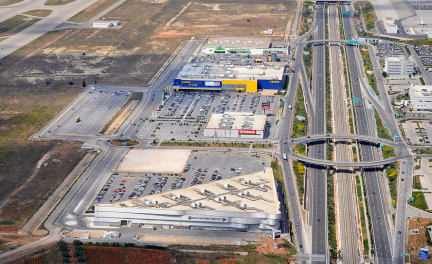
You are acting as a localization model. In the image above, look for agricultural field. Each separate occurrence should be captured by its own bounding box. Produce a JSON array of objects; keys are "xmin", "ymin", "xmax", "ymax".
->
[
  {"xmin": 125, "ymin": 248, "xmax": 170, "ymax": 264},
  {"xmin": 169, "ymin": 2, "xmax": 295, "ymax": 39},
  {"xmin": 85, "ymin": 246, "xmax": 125, "ymax": 264}
]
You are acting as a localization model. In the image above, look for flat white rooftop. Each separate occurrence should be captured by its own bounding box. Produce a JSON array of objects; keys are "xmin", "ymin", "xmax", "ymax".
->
[
  {"xmin": 205, "ymin": 112, "xmax": 266, "ymax": 131},
  {"xmin": 411, "ymin": 85, "xmax": 432, "ymax": 98},
  {"xmin": 101, "ymin": 167, "xmax": 280, "ymax": 214},
  {"xmin": 203, "ymin": 37, "xmax": 271, "ymax": 49},
  {"xmin": 386, "ymin": 55, "xmax": 412, "ymax": 62},
  {"xmin": 176, "ymin": 63, "xmax": 284, "ymax": 81}
]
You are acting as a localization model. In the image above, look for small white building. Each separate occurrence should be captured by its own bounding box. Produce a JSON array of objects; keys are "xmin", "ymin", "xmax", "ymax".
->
[
  {"xmin": 93, "ymin": 21, "xmax": 120, "ymax": 28},
  {"xmin": 384, "ymin": 56, "xmax": 414, "ymax": 77},
  {"xmin": 204, "ymin": 112, "xmax": 266, "ymax": 139},
  {"xmin": 383, "ymin": 16, "xmax": 397, "ymax": 33},
  {"xmin": 409, "ymin": 84, "xmax": 432, "ymax": 111}
]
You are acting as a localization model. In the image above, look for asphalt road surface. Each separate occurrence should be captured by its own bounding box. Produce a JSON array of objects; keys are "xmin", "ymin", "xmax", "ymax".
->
[
  {"xmin": 342, "ymin": 4, "xmax": 393, "ymax": 263},
  {"xmin": 307, "ymin": 2, "xmax": 328, "ymax": 263}
]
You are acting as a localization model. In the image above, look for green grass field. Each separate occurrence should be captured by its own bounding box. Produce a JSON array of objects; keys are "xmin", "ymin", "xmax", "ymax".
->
[
  {"xmin": 44, "ymin": 0, "xmax": 74, "ymax": 5},
  {"xmin": 0, "ymin": 15, "xmax": 41, "ymax": 38}
]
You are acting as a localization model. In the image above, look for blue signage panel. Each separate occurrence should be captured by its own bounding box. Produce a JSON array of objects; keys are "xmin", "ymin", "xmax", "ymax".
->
[
  {"xmin": 420, "ymin": 248, "xmax": 428, "ymax": 259},
  {"xmin": 257, "ymin": 79, "xmax": 283, "ymax": 90}
]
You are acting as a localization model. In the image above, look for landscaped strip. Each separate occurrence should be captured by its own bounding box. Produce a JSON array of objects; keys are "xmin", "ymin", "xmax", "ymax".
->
[{"xmin": 291, "ymin": 84, "xmax": 308, "ymax": 137}]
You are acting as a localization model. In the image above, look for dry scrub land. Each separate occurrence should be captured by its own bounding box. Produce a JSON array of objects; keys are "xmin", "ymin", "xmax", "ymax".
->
[
  {"xmin": 0, "ymin": 0, "xmax": 295, "ymax": 88},
  {"xmin": 170, "ymin": 2, "xmax": 295, "ymax": 38},
  {"xmin": 0, "ymin": 85, "xmax": 86, "ymax": 253}
]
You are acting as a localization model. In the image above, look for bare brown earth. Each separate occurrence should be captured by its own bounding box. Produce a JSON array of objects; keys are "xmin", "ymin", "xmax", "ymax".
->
[{"xmin": 406, "ymin": 217, "xmax": 432, "ymax": 263}]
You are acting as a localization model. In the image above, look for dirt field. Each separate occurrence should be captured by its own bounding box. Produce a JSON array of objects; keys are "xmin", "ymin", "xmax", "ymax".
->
[
  {"xmin": 407, "ymin": 217, "xmax": 432, "ymax": 263},
  {"xmin": 117, "ymin": 149, "xmax": 191, "ymax": 172},
  {"xmin": 170, "ymin": 2, "xmax": 295, "ymax": 39}
]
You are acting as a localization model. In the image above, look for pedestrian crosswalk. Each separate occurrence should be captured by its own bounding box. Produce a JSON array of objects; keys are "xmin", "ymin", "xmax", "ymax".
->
[
  {"xmin": 388, "ymin": 230, "xmax": 394, "ymax": 257},
  {"xmin": 57, "ymin": 132, "xmax": 96, "ymax": 137}
]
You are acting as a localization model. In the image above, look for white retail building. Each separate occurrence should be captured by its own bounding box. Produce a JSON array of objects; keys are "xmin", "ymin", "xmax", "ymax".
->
[
  {"xmin": 94, "ymin": 168, "xmax": 281, "ymax": 231},
  {"xmin": 384, "ymin": 56, "xmax": 414, "ymax": 77},
  {"xmin": 203, "ymin": 112, "xmax": 266, "ymax": 139},
  {"xmin": 409, "ymin": 84, "xmax": 432, "ymax": 111}
]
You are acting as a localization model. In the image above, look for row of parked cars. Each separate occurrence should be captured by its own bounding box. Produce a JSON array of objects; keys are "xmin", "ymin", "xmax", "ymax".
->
[
  {"xmin": 149, "ymin": 176, "xmax": 169, "ymax": 195},
  {"xmin": 167, "ymin": 94, "xmax": 185, "ymax": 116},
  {"xmin": 198, "ymin": 95, "xmax": 215, "ymax": 117},
  {"xmin": 169, "ymin": 175, "xmax": 186, "ymax": 191},
  {"xmin": 181, "ymin": 94, "xmax": 202, "ymax": 117},
  {"xmin": 232, "ymin": 94, "xmax": 247, "ymax": 112}
]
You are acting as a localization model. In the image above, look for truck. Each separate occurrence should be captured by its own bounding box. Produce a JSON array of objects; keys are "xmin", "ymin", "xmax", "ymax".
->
[
  {"xmin": 289, "ymin": 105, "xmax": 292, "ymax": 110},
  {"xmin": 283, "ymin": 153, "xmax": 287, "ymax": 161},
  {"xmin": 75, "ymin": 116, "xmax": 80, "ymax": 122}
]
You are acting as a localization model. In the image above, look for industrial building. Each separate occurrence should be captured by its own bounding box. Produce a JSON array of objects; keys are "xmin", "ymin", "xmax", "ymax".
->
[
  {"xmin": 409, "ymin": 84, "xmax": 432, "ymax": 111},
  {"xmin": 94, "ymin": 168, "xmax": 281, "ymax": 231},
  {"xmin": 384, "ymin": 56, "xmax": 414, "ymax": 77},
  {"xmin": 383, "ymin": 16, "xmax": 398, "ymax": 33},
  {"xmin": 173, "ymin": 63, "xmax": 286, "ymax": 92},
  {"xmin": 203, "ymin": 112, "xmax": 266, "ymax": 139},
  {"xmin": 93, "ymin": 21, "xmax": 120, "ymax": 28},
  {"xmin": 201, "ymin": 37, "xmax": 289, "ymax": 55}
]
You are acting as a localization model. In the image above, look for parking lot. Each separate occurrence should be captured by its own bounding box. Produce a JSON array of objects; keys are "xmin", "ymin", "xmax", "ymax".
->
[
  {"xmin": 134, "ymin": 92, "xmax": 281, "ymax": 140},
  {"xmin": 415, "ymin": 46, "xmax": 432, "ymax": 56},
  {"xmin": 377, "ymin": 44, "xmax": 406, "ymax": 57},
  {"xmin": 52, "ymin": 88, "xmax": 129, "ymax": 136},
  {"xmin": 89, "ymin": 150, "xmax": 272, "ymax": 211},
  {"xmin": 420, "ymin": 57, "xmax": 432, "ymax": 66},
  {"xmin": 402, "ymin": 120, "xmax": 432, "ymax": 145}
]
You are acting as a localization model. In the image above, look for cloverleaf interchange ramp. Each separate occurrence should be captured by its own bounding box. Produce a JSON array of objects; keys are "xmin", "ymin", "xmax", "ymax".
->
[{"xmin": 287, "ymin": 134, "xmax": 405, "ymax": 167}]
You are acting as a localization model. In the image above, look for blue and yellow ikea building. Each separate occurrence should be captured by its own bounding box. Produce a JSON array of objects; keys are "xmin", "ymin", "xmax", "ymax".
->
[{"xmin": 173, "ymin": 63, "xmax": 286, "ymax": 93}]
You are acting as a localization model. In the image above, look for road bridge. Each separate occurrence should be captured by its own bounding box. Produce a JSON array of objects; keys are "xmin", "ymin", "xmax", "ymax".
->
[{"xmin": 286, "ymin": 134, "xmax": 405, "ymax": 167}]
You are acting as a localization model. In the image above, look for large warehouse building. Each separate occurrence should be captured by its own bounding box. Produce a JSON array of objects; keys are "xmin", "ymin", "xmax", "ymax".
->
[
  {"xmin": 204, "ymin": 112, "xmax": 266, "ymax": 139},
  {"xmin": 94, "ymin": 168, "xmax": 281, "ymax": 231},
  {"xmin": 201, "ymin": 37, "xmax": 289, "ymax": 55},
  {"xmin": 173, "ymin": 63, "xmax": 286, "ymax": 92}
]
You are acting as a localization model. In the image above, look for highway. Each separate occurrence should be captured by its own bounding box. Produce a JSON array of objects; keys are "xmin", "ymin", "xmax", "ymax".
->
[
  {"xmin": 329, "ymin": 4, "xmax": 359, "ymax": 261},
  {"xmin": 341, "ymin": 4, "xmax": 393, "ymax": 263},
  {"xmin": 308, "ymin": 2, "xmax": 328, "ymax": 262}
]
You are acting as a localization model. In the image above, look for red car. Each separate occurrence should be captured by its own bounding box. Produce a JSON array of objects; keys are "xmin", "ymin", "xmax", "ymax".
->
[{"xmin": 307, "ymin": 136, "xmax": 310, "ymax": 138}]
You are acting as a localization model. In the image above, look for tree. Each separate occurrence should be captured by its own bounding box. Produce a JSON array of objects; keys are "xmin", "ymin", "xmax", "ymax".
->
[
  {"xmin": 82, "ymin": 80, "xmax": 86, "ymax": 87},
  {"xmin": 382, "ymin": 71, "xmax": 387, "ymax": 78}
]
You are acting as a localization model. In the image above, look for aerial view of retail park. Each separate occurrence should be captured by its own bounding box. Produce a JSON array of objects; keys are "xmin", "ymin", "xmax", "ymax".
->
[{"xmin": 5, "ymin": 0, "xmax": 432, "ymax": 263}]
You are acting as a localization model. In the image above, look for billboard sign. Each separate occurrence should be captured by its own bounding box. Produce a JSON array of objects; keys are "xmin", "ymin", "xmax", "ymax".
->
[
  {"xmin": 182, "ymin": 215, "xmax": 228, "ymax": 222},
  {"xmin": 205, "ymin": 81, "xmax": 221, "ymax": 87},
  {"xmin": 420, "ymin": 248, "xmax": 429, "ymax": 259},
  {"xmin": 273, "ymin": 229, "xmax": 281, "ymax": 239},
  {"xmin": 262, "ymin": 102, "xmax": 270, "ymax": 110},
  {"xmin": 239, "ymin": 130, "xmax": 257, "ymax": 135}
]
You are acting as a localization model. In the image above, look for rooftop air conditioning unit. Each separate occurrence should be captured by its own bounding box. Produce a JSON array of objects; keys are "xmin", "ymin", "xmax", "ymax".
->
[
  {"xmin": 240, "ymin": 203, "xmax": 247, "ymax": 209},
  {"xmin": 201, "ymin": 189, "xmax": 206, "ymax": 194},
  {"xmin": 152, "ymin": 200, "xmax": 158, "ymax": 204}
]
